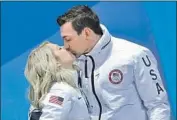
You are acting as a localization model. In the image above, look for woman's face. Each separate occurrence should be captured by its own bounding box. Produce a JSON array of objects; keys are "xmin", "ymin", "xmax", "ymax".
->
[{"xmin": 47, "ymin": 43, "xmax": 76, "ymax": 69}]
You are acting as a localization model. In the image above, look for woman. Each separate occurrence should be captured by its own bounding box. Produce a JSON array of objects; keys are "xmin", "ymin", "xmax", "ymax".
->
[{"xmin": 25, "ymin": 41, "xmax": 90, "ymax": 120}]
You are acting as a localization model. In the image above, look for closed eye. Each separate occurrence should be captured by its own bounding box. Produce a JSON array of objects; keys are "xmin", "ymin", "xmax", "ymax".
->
[{"xmin": 65, "ymin": 39, "xmax": 71, "ymax": 42}]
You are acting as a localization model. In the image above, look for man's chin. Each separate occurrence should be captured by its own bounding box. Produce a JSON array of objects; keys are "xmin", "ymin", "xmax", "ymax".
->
[
  {"xmin": 71, "ymin": 52, "xmax": 81, "ymax": 58},
  {"xmin": 75, "ymin": 54, "xmax": 81, "ymax": 58},
  {"xmin": 71, "ymin": 52, "xmax": 78, "ymax": 58}
]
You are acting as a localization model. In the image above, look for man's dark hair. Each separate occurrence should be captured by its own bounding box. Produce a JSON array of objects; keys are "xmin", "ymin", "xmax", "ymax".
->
[{"xmin": 57, "ymin": 5, "xmax": 103, "ymax": 35}]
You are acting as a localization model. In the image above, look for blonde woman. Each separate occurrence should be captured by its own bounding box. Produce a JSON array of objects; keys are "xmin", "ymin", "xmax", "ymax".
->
[{"xmin": 25, "ymin": 41, "xmax": 90, "ymax": 120}]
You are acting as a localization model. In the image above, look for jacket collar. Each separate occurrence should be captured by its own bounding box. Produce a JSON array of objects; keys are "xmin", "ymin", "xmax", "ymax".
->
[{"xmin": 85, "ymin": 24, "xmax": 111, "ymax": 56}]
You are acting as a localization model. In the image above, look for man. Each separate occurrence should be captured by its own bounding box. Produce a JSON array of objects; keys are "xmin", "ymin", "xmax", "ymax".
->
[{"xmin": 57, "ymin": 5, "xmax": 171, "ymax": 120}]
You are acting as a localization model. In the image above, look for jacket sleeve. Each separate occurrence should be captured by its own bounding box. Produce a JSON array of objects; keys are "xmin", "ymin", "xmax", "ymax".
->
[
  {"xmin": 28, "ymin": 105, "xmax": 42, "ymax": 120},
  {"xmin": 134, "ymin": 48, "xmax": 171, "ymax": 120},
  {"xmin": 39, "ymin": 88, "xmax": 73, "ymax": 120}
]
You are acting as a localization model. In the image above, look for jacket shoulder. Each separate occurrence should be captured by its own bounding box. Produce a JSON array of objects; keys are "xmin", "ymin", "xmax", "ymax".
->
[
  {"xmin": 111, "ymin": 37, "xmax": 151, "ymax": 57},
  {"xmin": 49, "ymin": 82, "xmax": 76, "ymax": 97},
  {"xmin": 41, "ymin": 82, "xmax": 77, "ymax": 106}
]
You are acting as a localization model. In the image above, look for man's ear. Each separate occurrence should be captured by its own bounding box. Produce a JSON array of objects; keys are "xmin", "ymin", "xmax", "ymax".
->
[{"xmin": 84, "ymin": 27, "xmax": 91, "ymax": 40}]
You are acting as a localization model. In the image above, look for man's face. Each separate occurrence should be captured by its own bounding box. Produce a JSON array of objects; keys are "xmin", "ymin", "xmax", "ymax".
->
[{"xmin": 60, "ymin": 22, "xmax": 89, "ymax": 58}]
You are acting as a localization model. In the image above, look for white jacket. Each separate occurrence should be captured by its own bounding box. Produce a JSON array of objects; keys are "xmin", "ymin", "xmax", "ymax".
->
[
  {"xmin": 76, "ymin": 24, "xmax": 171, "ymax": 120},
  {"xmin": 28, "ymin": 82, "xmax": 90, "ymax": 120}
]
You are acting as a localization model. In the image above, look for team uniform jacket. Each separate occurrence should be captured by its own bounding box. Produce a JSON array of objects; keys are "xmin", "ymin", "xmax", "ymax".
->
[
  {"xmin": 76, "ymin": 24, "xmax": 171, "ymax": 120},
  {"xmin": 28, "ymin": 82, "xmax": 90, "ymax": 120}
]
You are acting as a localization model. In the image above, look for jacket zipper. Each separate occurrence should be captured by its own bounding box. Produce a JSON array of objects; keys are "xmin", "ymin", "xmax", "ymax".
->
[{"xmin": 85, "ymin": 55, "xmax": 102, "ymax": 120}]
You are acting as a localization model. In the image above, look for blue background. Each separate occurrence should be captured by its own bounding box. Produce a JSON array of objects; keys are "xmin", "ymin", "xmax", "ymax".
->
[{"xmin": 1, "ymin": 2, "xmax": 176, "ymax": 120}]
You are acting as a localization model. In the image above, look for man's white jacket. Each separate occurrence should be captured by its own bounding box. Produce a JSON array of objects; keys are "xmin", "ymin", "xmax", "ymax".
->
[{"xmin": 76, "ymin": 24, "xmax": 171, "ymax": 120}]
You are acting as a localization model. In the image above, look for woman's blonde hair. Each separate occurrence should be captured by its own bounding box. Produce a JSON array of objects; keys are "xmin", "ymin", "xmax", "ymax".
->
[{"xmin": 24, "ymin": 41, "xmax": 77, "ymax": 108}]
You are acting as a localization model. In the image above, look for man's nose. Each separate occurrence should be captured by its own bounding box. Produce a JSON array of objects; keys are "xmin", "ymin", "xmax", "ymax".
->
[{"xmin": 64, "ymin": 42, "xmax": 70, "ymax": 50}]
